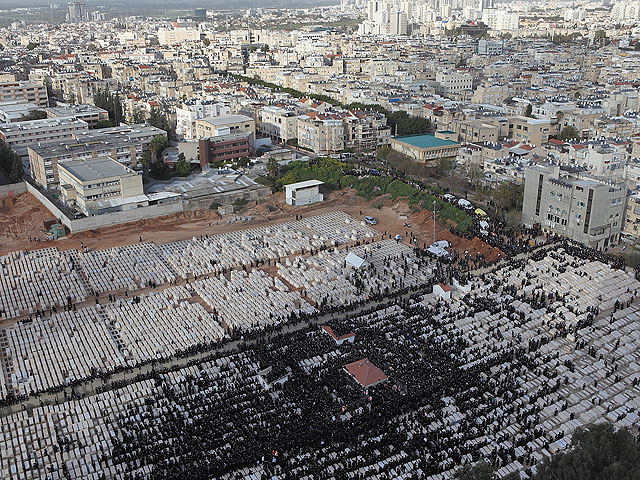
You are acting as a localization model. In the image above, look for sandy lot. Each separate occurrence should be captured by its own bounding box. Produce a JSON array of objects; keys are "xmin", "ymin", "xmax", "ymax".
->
[{"xmin": 0, "ymin": 189, "xmax": 503, "ymax": 262}]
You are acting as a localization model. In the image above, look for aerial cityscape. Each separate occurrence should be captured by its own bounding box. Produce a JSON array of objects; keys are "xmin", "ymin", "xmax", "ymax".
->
[{"xmin": 0, "ymin": 0, "xmax": 639, "ymax": 478}]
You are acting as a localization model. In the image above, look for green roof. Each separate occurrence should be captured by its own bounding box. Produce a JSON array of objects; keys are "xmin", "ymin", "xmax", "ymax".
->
[{"xmin": 394, "ymin": 134, "xmax": 458, "ymax": 149}]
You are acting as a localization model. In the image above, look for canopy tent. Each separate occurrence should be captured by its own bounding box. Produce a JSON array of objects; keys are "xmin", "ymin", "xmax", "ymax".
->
[{"xmin": 345, "ymin": 252, "xmax": 368, "ymax": 269}]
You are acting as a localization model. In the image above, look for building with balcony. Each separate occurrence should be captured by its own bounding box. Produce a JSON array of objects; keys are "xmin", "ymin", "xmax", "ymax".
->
[
  {"xmin": 522, "ymin": 164, "xmax": 626, "ymax": 249},
  {"xmin": 0, "ymin": 82, "xmax": 48, "ymax": 108}
]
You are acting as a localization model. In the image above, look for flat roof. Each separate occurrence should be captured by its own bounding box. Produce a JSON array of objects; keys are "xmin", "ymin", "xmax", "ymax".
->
[
  {"xmin": 200, "ymin": 114, "xmax": 253, "ymax": 126},
  {"xmin": 285, "ymin": 179, "xmax": 324, "ymax": 190},
  {"xmin": 59, "ymin": 157, "xmax": 132, "ymax": 182},
  {"xmin": 393, "ymin": 134, "xmax": 459, "ymax": 149}
]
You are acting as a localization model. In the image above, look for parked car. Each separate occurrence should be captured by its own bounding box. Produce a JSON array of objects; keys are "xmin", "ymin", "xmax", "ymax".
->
[{"xmin": 364, "ymin": 216, "xmax": 378, "ymax": 225}]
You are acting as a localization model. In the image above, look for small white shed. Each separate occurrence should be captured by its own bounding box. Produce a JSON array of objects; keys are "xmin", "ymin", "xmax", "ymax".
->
[{"xmin": 285, "ymin": 179, "xmax": 324, "ymax": 206}]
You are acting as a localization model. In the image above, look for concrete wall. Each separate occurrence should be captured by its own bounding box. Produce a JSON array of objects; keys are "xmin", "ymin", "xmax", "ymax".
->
[
  {"xmin": 25, "ymin": 181, "xmax": 184, "ymax": 233},
  {"xmin": 185, "ymin": 185, "xmax": 271, "ymax": 211},
  {"xmin": 0, "ymin": 181, "xmax": 27, "ymax": 197}
]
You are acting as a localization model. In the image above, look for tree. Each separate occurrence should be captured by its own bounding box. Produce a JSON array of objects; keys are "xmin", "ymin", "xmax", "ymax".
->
[
  {"xmin": 94, "ymin": 119, "xmax": 114, "ymax": 129},
  {"xmin": 148, "ymin": 108, "xmax": 170, "ymax": 134},
  {"xmin": 140, "ymin": 151, "xmax": 151, "ymax": 180},
  {"xmin": 26, "ymin": 42, "xmax": 38, "ymax": 51},
  {"xmin": 524, "ymin": 104, "xmax": 534, "ymax": 118},
  {"xmin": 44, "ymin": 76, "xmax": 56, "ymax": 107},
  {"xmin": 149, "ymin": 135, "xmax": 168, "ymax": 162},
  {"xmin": 19, "ymin": 110, "xmax": 47, "ymax": 121},
  {"xmin": 236, "ymin": 156, "xmax": 250, "ymax": 168},
  {"xmin": 93, "ymin": 87, "xmax": 122, "ymax": 125},
  {"xmin": 267, "ymin": 157, "xmax": 279, "ymax": 178},
  {"xmin": 9, "ymin": 155, "xmax": 23, "ymax": 183},
  {"xmin": 132, "ymin": 109, "xmax": 146, "ymax": 125},
  {"xmin": 454, "ymin": 461, "xmax": 497, "ymax": 480},
  {"xmin": 559, "ymin": 125, "xmax": 581, "ymax": 141},
  {"xmin": 535, "ymin": 423, "xmax": 640, "ymax": 480},
  {"xmin": 286, "ymin": 138, "xmax": 298, "ymax": 147},
  {"xmin": 202, "ymin": 38, "xmax": 210, "ymax": 47},
  {"xmin": 150, "ymin": 161, "xmax": 170, "ymax": 179},
  {"xmin": 175, "ymin": 160, "xmax": 191, "ymax": 176}
]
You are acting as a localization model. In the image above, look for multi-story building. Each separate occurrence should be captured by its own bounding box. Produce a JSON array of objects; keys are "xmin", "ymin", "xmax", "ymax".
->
[
  {"xmin": 508, "ymin": 116, "xmax": 551, "ymax": 146},
  {"xmin": 522, "ymin": 165, "xmax": 626, "ymax": 249},
  {"xmin": 45, "ymin": 104, "xmax": 109, "ymax": 127},
  {"xmin": 198, "ymin": 132, "xmax": 252, "ymax": 167},
  {"xmin": 0, "ymin": 82, "xmax": 48, "ymax": 108},
  {"xmin": 66, "ymin": 1, "xmax": 88, "ymax": 23},
  {"xmin": 158, "ymin": 21, "xmax": 200, "ymax": 45},
  {"xmin": 259, "ymin": 106, "xmax": 299, "ymax": 144},
  {"xmin": 344, "ymin": 111, "xmax": 391, "ymax": 151},
  {"xmin": 0, "ymin": 117, "xmax": 89, "ymax": 171},
  {"xmin": 0, "ymin": 101, "xmax": 42, "ymax": 123},
  {"xmin": 297, "ymin": 114, "xmax": 345, "ymax": 154},
  {"xmin": 477, "ymin": 39, "xmax": 504, "ymax": 55},
  {"xmin": 195, "ymin": 114, "xmax": 255, "ymax": 145},
  {"xmin": 58, "ymin": 157, "xmax": 143, "ymax": 216},
  {"xmin": 435, "ymin": 71, "xmax": 473, "ymax": 97},
  {"xmin": 176, "ymin": 101, "xmax": 231, "ymax": 140},
  {"xmin": 451, "ymin": 119, "xmax": 500, "ymax": 144},
  {"xmin": 623, "ymin": 192, "xmax": 640, "ymax": 240},
  {"xmin": 28, "ymin": 125, "xmax": 166, "ymax": 191}
]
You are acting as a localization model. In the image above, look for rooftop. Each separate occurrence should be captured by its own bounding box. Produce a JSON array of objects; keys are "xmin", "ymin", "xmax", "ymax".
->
[
  {"xmin": 344, "ymin": 358, "xmax": 388, "ymax": 388},
  {"xmin": 393, "ymin": 134, "xmax": 459, "ymax": 149},
  {"xmin": 199, "ymin": 114, "xmax": 253, "ymax": 126},
  {"xmin": 59, "ymin": 157, "xmax": 133, "ymax": 182},
  {"xmin": 284, "ymin": 179, "xmax": 324, "ymax": 190}
]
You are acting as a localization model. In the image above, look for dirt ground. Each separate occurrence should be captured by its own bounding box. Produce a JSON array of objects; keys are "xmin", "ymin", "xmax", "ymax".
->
[
  {"xmin": 0, "ymin": 189, "xmax": 503, "ymax": 262},
  {"xmin": 0, "ymin": 193, "xmax": 57, "ymax": 250}
]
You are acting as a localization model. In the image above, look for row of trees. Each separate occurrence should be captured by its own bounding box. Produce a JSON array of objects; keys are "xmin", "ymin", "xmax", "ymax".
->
[
  {"xmin": 225, "ymin": 73, "xmax": 432, "ymax": 136},
  {"xmin": 0, "ymin": 142, "xmax": 23, "ymax": 183}
]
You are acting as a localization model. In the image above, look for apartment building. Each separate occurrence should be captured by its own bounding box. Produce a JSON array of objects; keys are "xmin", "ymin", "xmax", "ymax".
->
[
  {"xmin": 158, "ymin": 23, "xmax": 200, "ymax": 45},
  {"xmin": 176, "ymin": 100, "xmax": 231, "ymax": 140},
  {"xmin": 28, "ymin": 125, "xmax": 164, "ymax": 190},
  {"xmin": 297, "ymin": 114, "xmax": 345, "ymax": 154},
  {"xmin": 0, "ymin": 101, "xmax": 42, "ymax": 123},
  {"xmin": 0, "ymin": 82, "xmax": 48, "ymax": 108},
  {"xmin": 344, "ymin": 111, "xmax": 391, "ymax": 151},
  {"xmin": 434, "ymin": 71, "xmax": 473, "ymax": 97},
  {"xmin": 45, "ymin": 104, "xmax": 109, "ymax": 127},
  {"xmin": 509, "ymin": 116, "xmax": 551, "ymax": 146},
  {"xmin": 522, "ymin": 164, "xmax": 625, "ymax": 249},
  {"xmin": 623, "ymin": 193, "xmax": 640, "ymax": 240},
  {"xmin": 259, "ymin": 106, "xmax": 299, "ymax": 144},
  {"xmin": 450, "ymin": 119, "xmax": 500, "ymax": 144},
  {"xmin": 58, "ymin": 157, "xmax": 143, "ymax": 216},
  {"xmin": 0, "ymin": 117, "xmax": 89, "ymax": 171},
  {"xmin": 195, "ymin": 114, "xmax": 255, "ymax": 145},
  {"xmin": 198, "ymin": 132, "xmax": 252, "ymax": 167}
]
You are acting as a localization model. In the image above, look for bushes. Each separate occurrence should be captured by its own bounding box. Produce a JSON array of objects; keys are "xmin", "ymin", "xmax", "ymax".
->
[{"xmin": 274, "ymin": 158, "xmax": 472, "ymax": 232}]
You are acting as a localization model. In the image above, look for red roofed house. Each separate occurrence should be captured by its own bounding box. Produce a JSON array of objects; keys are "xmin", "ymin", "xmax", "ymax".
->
[
  {"xmin": 433, "ymin": 283, "xmax": 452, "ymax": 300},
  {"xmin": 344, "ymin": 358, "xmax": 388, "ymax": 388},
  {"xmin": 321, "ymin": 325, "xmax": 355, "ymax": 345}
]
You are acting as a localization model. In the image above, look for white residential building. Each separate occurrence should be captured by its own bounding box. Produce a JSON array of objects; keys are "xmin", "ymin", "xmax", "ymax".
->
[{"xmin": 176, "ymin": 101, "xmax": 230, "ymax": 140}]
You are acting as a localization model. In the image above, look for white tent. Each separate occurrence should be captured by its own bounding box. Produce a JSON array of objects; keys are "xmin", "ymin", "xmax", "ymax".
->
[{"xmin": 345, "ymin": 252, "xmax": 368, "ymax": 269}]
